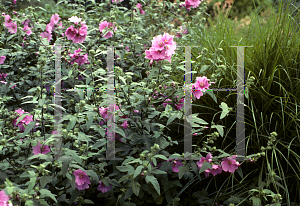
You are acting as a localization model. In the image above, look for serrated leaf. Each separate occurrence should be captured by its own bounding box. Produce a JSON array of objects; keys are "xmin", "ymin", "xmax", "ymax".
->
[
  {"xmin": 39, "ymin": 176, "xmax": 52, "ymax": 189},
  {"xmin": 86, "ymin": 170, "xmax": 99, "ymax": 182},
  {"xmin": 151, "ymin": 169, "xmax": 167, "ymax": 175},
  {"xmin": 131, "ymin": 181, "xmax": 141, "ymax": 196},
  {"xmin": 64, "ymin": 150, "xmax": 82, "ymax": 164},
  {"xmin": 191, "ymin": 161, "xmax": 201, "ymax": 180},
  {"xmin": 166, "ymin": 112, "xmax": 182, "ymax": 126},
  {"xmin": 133, "ymin": 165, "xmax": 143, "ymax": 178},
  {"xmin": 40, "ymin": 189, "xmax": 57, "ymax": 203},
  {"xmin": 145, "ymin": 175, "xmax": 160, "ymax": 195}
]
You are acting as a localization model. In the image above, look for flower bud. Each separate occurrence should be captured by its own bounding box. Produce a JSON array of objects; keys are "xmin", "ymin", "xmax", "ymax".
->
[
  {"xmin": 172, "ymin": 82, "xmax": 176, "ymax": 87},
  {"xmin": 147, "ymin": 71, "xmax": 150, "ymax": 77}
]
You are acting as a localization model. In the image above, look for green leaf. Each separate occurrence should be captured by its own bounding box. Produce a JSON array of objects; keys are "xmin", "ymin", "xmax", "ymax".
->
[
  {"xmin": 64, "ymin": 150, "xmax": 82, "ymax": 164},
  {"xmin": 124, "ymin": 187, "xmax": 133, "ymax": 200},
  {"xmin": 127, "ymin": 159, "xmax": 142, "ymax": 164},
  {"xmin": 205, "ymin": 90, "xmax": 217, "ymax": 103},
  {"xmin": 119, "ymin": 76, "xmax": 126, "ymax": 85},
  {"xmin": 67, "ymin": 116, "xmax": 77, "ymax": 131},
  {"xmin": 91, "ymin": 139, "xmax": 106, "ymax": 149},
  {"xmin": 39, "ymin": 189, "xmax": 57, "ymax": 203},
  {"xmin": 200, "ymin": 65, "xmax": 210, "ymax": 73},
  {"xmin": 27, "ymin": 176, "xmax": 37, "ymax": 193},
  {"xmin": 166, "ymin": 112, "xmax": 182, "ymax": 126},
  {"xmin": 151, "ymin": 169, "xmax": 167, "ymax": 175},
  {"xmin": 191, "ymin": 161, "xmax": 201, "ymax": 180},
  {"xmin": 236, "ymin": 166, "xmax": 243, "ymax": 179},
  {"xmin": 28, "ymin": 154, "xmax": 49, "ymax": 161},
  {"xmin": 39, "ymin": 176, "xmax": 52, "ymax": 189},
  {"xmin": 131, "ymin": 181, "xmax": 141, "ymax": 197},
  {"xmin": 249, "ymin": 196, "xmax": 262, "ymax": 206},
  {"xmin": 178, "ymin": 166, "xmax": 187, "ymax": 179},
  {"xmin": 199, "ymin": 162, "xmax": 212, "ymax": 174},
  {"xmin": 210, "ymin": 125, "xmax": 224, "ymax": 137},
  {"xmin": 145, "ymin": 175, "xmax": 160, "ymax": 195},
  {"xmin": 148, "ymin": 163, "xmax": 152, "ymax": 172},
  {"xmin": 133, "ymin": 165, "xmax": 143, "ymax": 178},
  {"xmin": 153, "ymin": 155, "xmax": 168, "ymax": 161},
  {"xmin": 86, "ymin": 170, "xmax": 99, "ymax": 181},
  {"xmin": 25, "ymin": 200, "xmax": 34, "ymax": 206},
  {"xmin": 219, "ymin": 102, "xmax": 229, "ymax": 119},
  {"xmin": 83, "ymin": 199, "xmax": 94, "ymax": 204},
  {"xmin": 168, "ymin": 153, "xmax": 181, "ymax": 160},
  {"xmin": 22, "ymin": 121, "xmax": 37, "ymax": 138}
]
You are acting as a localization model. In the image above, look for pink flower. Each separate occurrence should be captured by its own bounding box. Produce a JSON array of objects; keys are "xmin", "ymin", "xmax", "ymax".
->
[
  {"xmin": 4, "ymin": 15, "xmax": 12, "ymax": 27},
  {"xmin": 99, "ymin": 21, "xmax": 117, "ymax": 39},
  {"xmin": 65, "ymin": 25, "xmax": 77, "ymax": 41},
  {"xmin": 6, "ymin": 21, "xmax": 17, "ymax": 34},
  {"xmin": 221, "ymin": 155, "xmax": 241, "ymax": 173},
  {"xmin": 0, "ymin": 56, "xmax": 6, "ymax": 64},
  {"xmin": 72, "ymin": 22, "xmax": 88, "ymax": 44},
  {"xmin": 97, "ymin": 181, "xmax": 112, "ymax": 193},
  {"xmin": 196, "ymin": 153, "xmax": 213, "ymax": 169},
  {"xmin": 194, "ymin": 76, "xmax": 211, "ymax": 92},
  {"xmin": 40, "ymin": 31, "xmax": 52, "ymax": 43},
  {"xmin": 175, "ymin": 96, "xmax": 184, "ymax": 110},
  {"xmin": 163, "ymin": 99, "xmax": 172, "ymax": 107},
  {"xmin": 136, "ymin": 3, "xmax": 142, "ymax": 9},
  {"xmin": 112, "ymin": 0, "xmax": 123, "ymax": 3},
  {"xmin": 0, "ymin": 81, "xmax": 7, "ymax": 84},
  {"xmin": 46, "ymin": 23, "xmax": 53, "ymax": 34},
  {"xmin": 209, "ymin": 164, "xmax": 223, "ymax": 176},
  {"xmin": 32, "ymin": 140, "xmax": 51, "ymax": 155},
  {"xmin": 52, "ymin": 130, "xmax": 58, "ymax": 135},
  {"xmin": 50, "ymin": 13, "xmax": 60, "ymax": 25},
  {"xmin": 191, "ymin": 84, "xmax": 204, "ymax": 99},
  {"xmin": 186, "ymin": 0, "xmax": 202, "ymax": 9},
  {"xmin": 73, "ymin": 169, "xmax": 91, "ymax": 190},
  {"xmin": 10, "ymin": 83, "xmax": 16, "ymax": 89},
  {"xmin": 170, "ymin": 158, "xmax": 184, "ymax": 173},
  {"xmin": 121, "ymin": 120, "xmax": 128, "ymax": 129},
  {"xmin": 23, "ymin": 25, "xmax": 32, "ymax": 36},
  {"xmin": 13, "ymin": 0, "xmax": 17, "ymax": 4},
  {"xmin": 0, "ymin": 190, "xmax": 9, "ymax": 203}
]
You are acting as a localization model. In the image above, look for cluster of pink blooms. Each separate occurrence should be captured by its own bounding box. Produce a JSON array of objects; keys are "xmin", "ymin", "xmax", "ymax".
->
[
  {"xmin": 40, "ymin": 13, "xmax": 65, "ymax": 43},
  {"xmin": 99, "ymin": 20, "xmax": 117, "ymax": 39},
  {"xmin": 12, "ymin": 108, "xmax": 39, "ymax": 133},
  {"xmin": 176, "ymin": 25, "xmax": 188, "ymax": 38},
  {"xmin": 72, "ymin": 169, "xmax": 112, "ymax": 193},
  {"xmin": 145, "ymin": 32, "xmax": 177, "ymax": 66},
  {"xmin": 149, "ymin": 153, "xmax": 241, "ymax": 178},
  {"xmin": 0, "ymin": 190, "xmax": 12, "ymax": 206},
  {"xmin": 3, "ymin": 14, "xmax": 17, "ymax": 34},
  {"xmin": 134, "ymin": 3, "xmax": 145, "ymax": 14},
  {"xmin": 111, "ymin": 0, "xmax": 123, "ymax": 3},
  {"xmin": 65, "ymin": 16, "xmax": 88, "ymax": 44},
  {"xmin": 179, "ymin": 0, "xmax": 203, "ymax": 11}
]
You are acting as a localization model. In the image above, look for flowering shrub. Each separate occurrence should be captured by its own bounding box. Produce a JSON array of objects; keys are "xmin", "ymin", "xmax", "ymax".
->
[{"xmin": 0, "ymin": 0, "xmax": 276, "ymax": 206}]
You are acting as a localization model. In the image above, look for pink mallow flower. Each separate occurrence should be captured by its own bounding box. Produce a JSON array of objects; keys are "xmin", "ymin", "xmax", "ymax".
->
[
  {"xmin": 168, "ymin": 158, "xmax": 184, "ymax": 173},
  {"xmin": 6, "ymin": 21, "xmax": 17, "ymax": 34},
  {"xmin": 40, "ymin": 31, "xmax": 52, "ymax": 43},
  {"xmin": 0, "ymin": 56, "xmax": 6, "ymax": 64},
  {"xmin": 221, "ymin": 155, "xmax": 241, "ymax": 173},
  {"xmin": 73, "ymin": 169, "xmax": 91, "ymax": 190},
  {"xmin": 97, "ymin": 181, "xmax": 112, "ymax": 193},
  {"xmin": 50, "ymin": 13, "xmax": 60, "ymax": 25},
  {"xmin": 0, "ymin": 190, "xmax": 12, "ymax": 206},
  {"xmin": 112, "ymin": 0, "xmax": 123, "ymax": 3},
  {"xmin": 99, "ymin": 21, "xmax": 117, "ymax": 39},
  {"xmin": 32, "ymin": 140, "xmax": 51, "ymax": 155},
  {"xmin": 196, "ymin": 153, "xmax": 213, "ymax": 169}
]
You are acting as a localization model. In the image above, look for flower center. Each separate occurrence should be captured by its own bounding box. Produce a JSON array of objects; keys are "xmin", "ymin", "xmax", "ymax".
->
[
  {"xmin": 199, "ymin": 83, "xmax": 204, "ymax": 87},
  {"xmin": 79, "ymin": 174, "xmax": 83, "ymax": 178}
]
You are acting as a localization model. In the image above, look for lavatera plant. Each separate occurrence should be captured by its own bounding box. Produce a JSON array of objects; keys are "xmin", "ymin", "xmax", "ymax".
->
[{"xmin": 83, "ymin": 33, "xmax": 262, "ymax": 205}]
